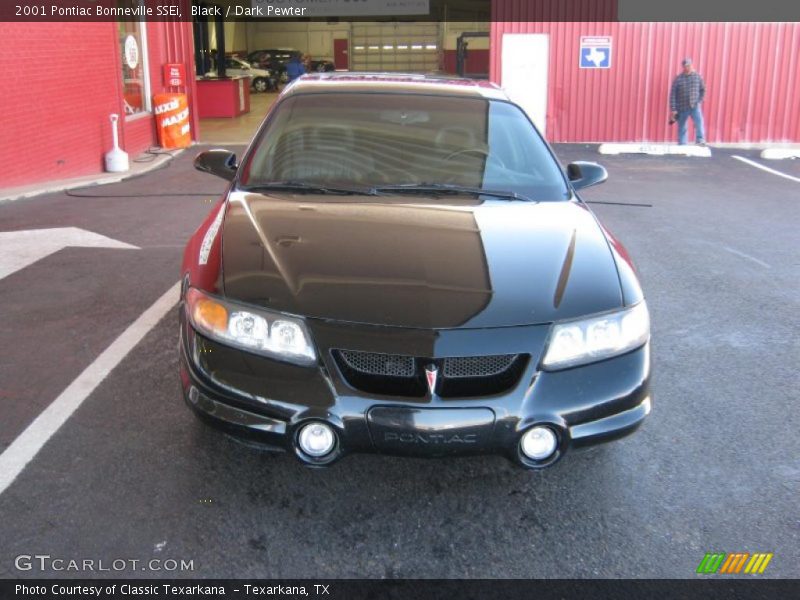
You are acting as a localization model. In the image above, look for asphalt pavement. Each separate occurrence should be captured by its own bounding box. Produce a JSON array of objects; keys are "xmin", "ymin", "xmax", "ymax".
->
[{"xmin": 0, "ymin": 145, "xmax": 797, "ymax": 578}]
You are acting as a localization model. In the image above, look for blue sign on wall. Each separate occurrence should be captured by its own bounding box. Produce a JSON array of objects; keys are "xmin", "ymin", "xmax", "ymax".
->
[{"xmin": 579, "ymin": 36, "xmax": 612, "ymax": 69}]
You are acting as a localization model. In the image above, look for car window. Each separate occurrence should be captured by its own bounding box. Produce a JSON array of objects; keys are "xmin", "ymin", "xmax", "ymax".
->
[{"xmin": 241, "ymin": 93, "xmax": 569, "ymax": 201}]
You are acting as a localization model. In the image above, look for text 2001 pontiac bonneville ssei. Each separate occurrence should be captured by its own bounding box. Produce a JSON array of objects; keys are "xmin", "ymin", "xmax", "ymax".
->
[{"xmin": 180, "ymin": 73, "xmax": 651, "ymax": 469}]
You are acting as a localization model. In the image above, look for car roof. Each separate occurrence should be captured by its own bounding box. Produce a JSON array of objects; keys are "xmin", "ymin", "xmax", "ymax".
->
[{"xmin": 281, "ymin": 72, "xmax": 509, "ymax": 100}]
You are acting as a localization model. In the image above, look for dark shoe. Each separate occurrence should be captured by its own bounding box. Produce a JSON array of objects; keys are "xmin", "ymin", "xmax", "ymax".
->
[{"xmin": 697, "ymin": 141, "xmax": 707, "ymax": 147}]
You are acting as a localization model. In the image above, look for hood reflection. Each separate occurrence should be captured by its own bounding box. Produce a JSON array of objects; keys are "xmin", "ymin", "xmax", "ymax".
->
[{"xmin": 222, "ymin": 193, "xmax": 622, "ymax": 328}]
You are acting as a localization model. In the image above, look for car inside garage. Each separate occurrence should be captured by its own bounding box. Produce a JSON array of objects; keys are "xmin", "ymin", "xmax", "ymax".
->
[{"xmin": 191, "ymin": 0, "xmax": 490, "ymax": 143}]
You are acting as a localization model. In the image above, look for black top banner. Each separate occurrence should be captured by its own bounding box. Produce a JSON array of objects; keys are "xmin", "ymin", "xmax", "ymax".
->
[
  {"xmin": 2, "ymin": 579, "xmax": 799, "ymax": 600},
  {"xmin": 2, "ymin": 0, "xmax": 800, "ymax": 22}
]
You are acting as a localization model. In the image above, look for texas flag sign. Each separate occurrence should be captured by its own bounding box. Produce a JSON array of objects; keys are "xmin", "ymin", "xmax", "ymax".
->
[{"xmin": 579, "ymin": 36, "xmax": 612, "ymax": 69}]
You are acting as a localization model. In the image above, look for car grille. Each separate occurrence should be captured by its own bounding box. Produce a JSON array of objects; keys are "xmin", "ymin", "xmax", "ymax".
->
[
  {"xmin": 332, "ymin": 350, "xmax": 528, "ymax": 398},
  {"xmin": 443, "ymin": 354, "xmax": 518, "ymax": 378},
  {"xmin": 337, "ymin": 349, "xmax": 416, "ymax": 378}
]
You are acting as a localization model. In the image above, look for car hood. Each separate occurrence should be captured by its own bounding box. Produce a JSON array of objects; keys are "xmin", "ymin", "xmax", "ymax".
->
[{"xmin": 221, "ymin": 192, "xmax": 623, "ymax": 329}]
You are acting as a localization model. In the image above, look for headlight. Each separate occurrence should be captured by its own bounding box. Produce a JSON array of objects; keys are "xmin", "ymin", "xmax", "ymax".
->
[
  {"xmin": 185, "ymin": 288, "xmax": 316, "ymax": 366},
  {"xmin": 541, "ymin": 301, "xmax": 649, "ymax": 370}
]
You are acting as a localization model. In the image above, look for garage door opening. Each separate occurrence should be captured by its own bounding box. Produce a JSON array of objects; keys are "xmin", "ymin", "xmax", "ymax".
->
[{"xmin": 350, "ymin": 23, "xmax": 441, "ymax": 73}]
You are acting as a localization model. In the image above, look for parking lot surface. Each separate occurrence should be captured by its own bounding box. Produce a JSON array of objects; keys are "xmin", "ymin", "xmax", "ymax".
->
[{"xmin": 0, "ymin": 145, "xmax": 797, "ymax": 578}]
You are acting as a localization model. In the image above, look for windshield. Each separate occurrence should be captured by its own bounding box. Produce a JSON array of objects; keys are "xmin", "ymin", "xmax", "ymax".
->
[{"xmin": 240, "ymin": 93, "xmax": 570, "ymax": 201}]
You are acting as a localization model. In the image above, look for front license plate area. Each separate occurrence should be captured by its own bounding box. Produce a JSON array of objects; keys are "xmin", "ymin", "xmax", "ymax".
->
[{"xmin": 367, "ymin": 407, "xmax": 496, "ymax": 456}]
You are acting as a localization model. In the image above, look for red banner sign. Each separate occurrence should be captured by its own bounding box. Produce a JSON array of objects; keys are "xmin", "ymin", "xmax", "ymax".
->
[{"xmin": 163, "ymin": 63, "xmax": 185, "ymax": 87}]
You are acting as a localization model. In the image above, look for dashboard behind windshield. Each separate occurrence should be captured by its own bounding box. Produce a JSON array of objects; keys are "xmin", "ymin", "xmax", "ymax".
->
[{"xmin": 241, "ymin": 93, "xmax": 570, "ymax": 201}]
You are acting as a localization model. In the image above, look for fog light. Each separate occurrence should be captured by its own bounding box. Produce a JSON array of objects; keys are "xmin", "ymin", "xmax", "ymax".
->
[
  {"xmin": 520, "ymin": 426, "xmax": 558, "ymax": 461},
  {"xmin": 298, "ymin": 422, "xmax": 336, "ymax": 457}
]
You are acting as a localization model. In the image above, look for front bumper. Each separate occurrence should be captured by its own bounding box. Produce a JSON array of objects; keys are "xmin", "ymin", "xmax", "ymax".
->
[{"xmin": 179, "ymin": 312, "xmax": 651, "ymax": 469}]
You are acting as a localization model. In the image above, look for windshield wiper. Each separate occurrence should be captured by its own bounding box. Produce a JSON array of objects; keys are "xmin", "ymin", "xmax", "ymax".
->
[
  {"xmin": 372, "ymin": 183, "xmax": 535, "ymax": 202},
  {"xmin": 242, "ymin": 181, "xmax": 378, "ymax": 196}
]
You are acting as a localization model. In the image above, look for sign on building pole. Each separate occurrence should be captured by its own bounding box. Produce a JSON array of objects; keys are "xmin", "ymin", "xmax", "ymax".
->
[{"xmin": 579, "ymin": 36, "xmax": 612, "ymax": 69}]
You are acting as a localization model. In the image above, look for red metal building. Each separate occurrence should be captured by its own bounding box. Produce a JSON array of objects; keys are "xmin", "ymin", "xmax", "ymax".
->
[
  {"xmin": 3, "ymin": 7, "xmax": 799, "ymax": 194},
  {"xmin": 490, "ymin": 9, "xmax": 800, "ymax": 143},
  {"xmin": 0, "ymin": 11, "xmax": 197, "ymax": 189}
]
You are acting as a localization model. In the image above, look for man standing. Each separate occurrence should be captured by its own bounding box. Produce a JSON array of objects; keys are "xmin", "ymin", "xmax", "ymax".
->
[
  {"xmin": 285, "ymin": 53, "xmax": 306, "ymax": 83},
  {"xmin": 669, "ymin": 58, "xmax": 707, "ymax": 146}
]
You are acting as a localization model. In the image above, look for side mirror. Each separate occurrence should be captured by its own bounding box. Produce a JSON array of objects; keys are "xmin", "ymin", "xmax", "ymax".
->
[
  {"xmin": 567, "ymin": 161, "xmax": 608, "ymax": 190},
  {"xmin": 194, "ymin": 149, "xmax": 237, "ymax": 181}
]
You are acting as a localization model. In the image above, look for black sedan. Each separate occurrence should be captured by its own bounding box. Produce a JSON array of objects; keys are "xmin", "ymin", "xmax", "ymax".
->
[
  {"xmin": 181, "ymin": 73, "xmax": 651, "ymax": 469},
  {"xmin": 247, "ymin": 49, "xmax": 335, "ymax": 82}
]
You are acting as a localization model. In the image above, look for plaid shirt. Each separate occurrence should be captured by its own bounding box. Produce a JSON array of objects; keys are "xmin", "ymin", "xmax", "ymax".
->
[{"xmin": 670, "ymin": 72, "xmax": 706, "ymax": 112}]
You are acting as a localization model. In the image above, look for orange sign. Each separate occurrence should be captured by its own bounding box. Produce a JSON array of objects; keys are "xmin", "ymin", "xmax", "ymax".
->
[{"xmin": 153, "ymin": 93, "xmax": 191, "ymax": 149}]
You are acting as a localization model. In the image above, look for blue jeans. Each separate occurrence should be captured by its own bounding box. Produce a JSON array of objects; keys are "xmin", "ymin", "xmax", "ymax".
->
[{"xmin": 677, "ymin": 105, "xmax": 705, "ymax": 144}]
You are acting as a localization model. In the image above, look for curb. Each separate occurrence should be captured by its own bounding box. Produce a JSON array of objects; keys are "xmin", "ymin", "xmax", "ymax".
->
[
  {"xmin": 761, "ymin": 148, "xmax": 800, "ymax": 160},
  {"xmin": 598, "ymin": 143, "xmax": 711, "ymax": 157},
  {"xmin": 0, "ymin": 149, "xmax": 185, "ymax": 203}
]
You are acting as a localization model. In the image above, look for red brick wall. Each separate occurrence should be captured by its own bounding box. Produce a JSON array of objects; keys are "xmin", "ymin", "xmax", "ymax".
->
[
  {"xmin": 0, "ymin": 22, "xmax": 123, "ymax": 187},
  {"xmin": 0, "ymin": 19, "xmax": 197, "ymax": 189}
]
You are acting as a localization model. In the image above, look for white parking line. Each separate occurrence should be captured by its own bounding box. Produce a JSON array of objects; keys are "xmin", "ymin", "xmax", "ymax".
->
[
  {"xmin": 695, "ymin": 240, "xmax": 773, "ymax": 269},
  {"xmin": 0, "ymin": 281, "xmax": 181, "ymax": 496},
  {"xmin": 732, "ymin": 155, "xmax": 800, "ymax": 184},
  {"xmin": 0, "ymin": 227, "xmax": 138, "ymax": 282},
  {"xmin": 722, "ymin": 246, "xmax": 772, "ymax": 269}
]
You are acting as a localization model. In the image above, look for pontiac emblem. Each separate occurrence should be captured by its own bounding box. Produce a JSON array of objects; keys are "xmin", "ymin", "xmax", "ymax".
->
[{"xmin": 425, "ymin": 364, "xmax": 439, "ymax": 394}]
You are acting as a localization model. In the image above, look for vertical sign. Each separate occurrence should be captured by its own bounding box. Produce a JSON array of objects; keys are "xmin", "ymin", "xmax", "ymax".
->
[{"xmin": 163, "ymin": 63, "xmax": 185, "ymax": 87}]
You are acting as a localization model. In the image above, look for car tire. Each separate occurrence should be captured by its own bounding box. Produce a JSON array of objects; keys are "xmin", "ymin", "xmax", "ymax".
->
[{"xmin": 252, "ymin": 77, "xmax": 268, "ymax": 93}]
